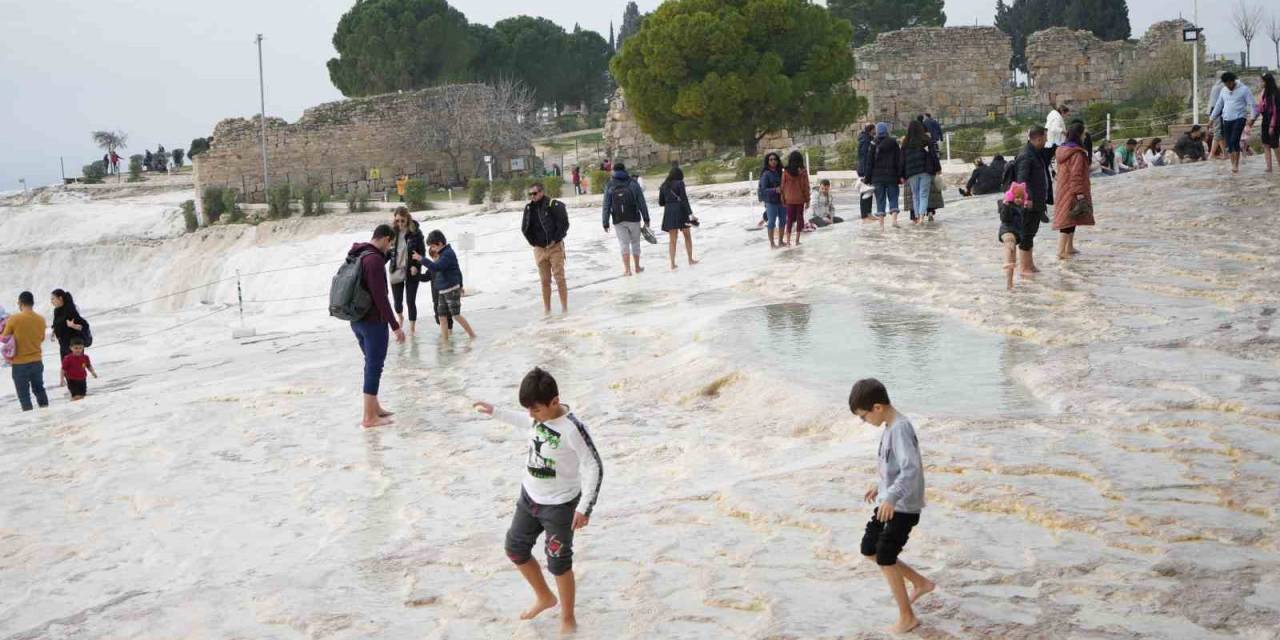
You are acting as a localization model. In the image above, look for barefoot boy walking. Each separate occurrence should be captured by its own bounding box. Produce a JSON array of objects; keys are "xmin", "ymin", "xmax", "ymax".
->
[
  {"xmin": 849, "ymin": 378, "xmax": 934, "ymax": 634},
  {"xmin": 474, "ymin": 368, "xmax": 603, "ymax": 634}
]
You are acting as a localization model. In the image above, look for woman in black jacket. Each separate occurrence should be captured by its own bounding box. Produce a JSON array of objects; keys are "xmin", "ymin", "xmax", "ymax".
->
[
  {"xmin": 388, "ymin": 207, "xmax": 427, "ymax": 334},
  {"xmin": 659, "ymin": 167, "xmax": 698, "ymax": 270},
  {"xmin": 49, "ymin": 289, "xmax": 87, "ymax": 359},
  {"xmin": 901, "ymin": 120, "xmax": 934, "ymax": 225}
]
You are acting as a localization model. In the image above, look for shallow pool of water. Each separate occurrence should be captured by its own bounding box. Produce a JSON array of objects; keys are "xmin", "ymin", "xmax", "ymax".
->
[{"xmin": 711, "ymin": 299, "xmax": 1042, "ymax": 417}]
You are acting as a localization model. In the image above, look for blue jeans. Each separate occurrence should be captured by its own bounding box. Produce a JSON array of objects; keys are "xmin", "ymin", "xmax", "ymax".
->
[
  {"xmin": 1221, "ymin": 118, "xmax": 1246, "ymax": 153},
  {"xmin": 764, "ymin": 202, "xmax": 787, "ymax": 229},
  {"xmin": 351, "ymin": 319, "xmax": 389, "ymax": 396},
  {"xmin": 873, "ymin": 183, "xmax": 899, "ymax": 216},
  {"xmin": 12, "ymin": 362, "xmax": 48, "ymax": 411},
  {"xmin": 907, "ymin": 174, "xmax": 932, "ymax": 219}
]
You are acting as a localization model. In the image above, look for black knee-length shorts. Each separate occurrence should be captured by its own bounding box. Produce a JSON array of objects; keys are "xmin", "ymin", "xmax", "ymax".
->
[
  {"xmin": 504, "ymin": 490, "xmax": 581, "ymax": 576},
  {"xmin": 861, "ymin": 509, "xmax": 920, "ymax": 566}
]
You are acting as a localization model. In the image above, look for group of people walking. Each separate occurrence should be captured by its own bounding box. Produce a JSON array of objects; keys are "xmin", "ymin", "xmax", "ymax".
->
[
  {"xmin": 3, "ymin": 289, "xmax": 97, "ymax": 411},
  {"xmin": 849, "ymin": 115, "xmax": 946, "ymax": 231}
]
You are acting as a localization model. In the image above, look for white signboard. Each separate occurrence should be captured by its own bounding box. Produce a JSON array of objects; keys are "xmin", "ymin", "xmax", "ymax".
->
[{"xmin": 510, "ymin": 157, "xmax": 526, "ymax": 172}]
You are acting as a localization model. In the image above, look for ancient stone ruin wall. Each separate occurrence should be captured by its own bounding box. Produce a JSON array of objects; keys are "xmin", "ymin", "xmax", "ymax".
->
[
  {"xmin": 853, "ymin": 27, "xmax": 1013, "ymax": 128},
  {"xmin": 1027, "ymin": 20, "xmax": 1194, "ymax": 108},
  {"xmin": 603, "ymin": 90, "xmax": 720, "ymax": 167},
  {"xmin": 194, "ymin": 84, "xmax": 531, "ymax": 202}
]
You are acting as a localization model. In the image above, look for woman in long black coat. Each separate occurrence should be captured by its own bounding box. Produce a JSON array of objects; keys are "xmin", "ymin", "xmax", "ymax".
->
[
  {"xmin": 49, "ymin": 289, "xmax": 87, "ymax": 359},
  {"xmin": 658, "ymin": 167, "xmax": 698, "ymax": 270}
]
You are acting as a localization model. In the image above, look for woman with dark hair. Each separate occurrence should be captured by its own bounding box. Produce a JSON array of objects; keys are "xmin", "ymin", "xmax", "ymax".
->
[
  {"xmin": 757, "ymin": 152, "xmax": 786, "ymax": 248},
  {"xmin": 658, "ymin": 167, "xmax": 698, "ymax": 270},
  {"xmin": 49, "ymin": 289, "xmax": 87, "ymax": 359},
  {"xmin": 901, "ymin": 120, "xmax": 934, "ymax": 225},
  {"xmin": 1052, "ymin": 121, "xmax": 1094, "ymax": 259},
  {"xmin": 780, "ymin": 151, "xmax": 810, "ymax": 246},
  {"xmin": 1254, "ymin": 72, "xmax": 1279, "ymax": 173}
]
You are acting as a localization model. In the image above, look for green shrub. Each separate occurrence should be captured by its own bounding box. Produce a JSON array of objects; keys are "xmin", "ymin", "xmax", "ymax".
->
[
  {"xmin": 468, "ymin": 178, "xmax": 489, "ymax": 204},
  {"xmin": 589, "ymin": 170, "xmax": 608, "ymax": 194},
  {"xmin": 809, "ymin": 147, "xmax": 827, "ymax": 172},
  {"xmin": 222, "ymin": 189, "xmax": 242, "ymax": 223},
  {"xmin": 180, "ymin": 200, "xmax": 198, "ymax": 232},
  {"xmin": 1149, "ymin": 95, "xmax": 1187, "ymax": 125},
  {"xmin": 201, "ymin": 186, "xmax": 225, "ymax": 222},
  {"xmin": 126, "ymin": 156, "xmax": 143, "ymax": 182},
  {"xmin": 1115, "ymin": 107, "xmax": 1148, "ymax": 137},
  {"xmin": 346, "ymin": 186, "xmax": 372, "ymax": 213},
  {"xmin": 1079, "ymin": 103, "xmax": 1114, "ymax": 133},
  {"xmin": 693, "ymin": 161, "xmax": 718, "ymax": 185},
  {"xmin": 951, "ymin": 128, "xmax": 987, "ymax": 162},
  {"xmin": 299, "ymin": 185, "xmax": 317, "ymax": 216},
  {"xmin": 172, "ymin": 149, "xmax": 185, "ymax": 169},
  {"xmin": 542, "ymin": 175, "xmax": 564, "ymax": 199},
  {"xmin": 404, "ymin": 178, "xmax": 429, "ymax": 211},
  {"xmin": 490, "ymin": 179, "xmax": 509, "ymax": 202},
  {"xmin": 189, "ymin": 137, "xmax": 210, "ymax": 158},
  {"xmin": 267, "ymin": 183, "xmax": 292, "ymax": 219},
  {"xmin": 835, "ymin": 139, "xmax": 860, "ymax": 172},
  {"xmin": 507, "ymin": 176, "xmax": 531, "ymax": 202},
  {"xmin": 735, "ymin": 156, "xmax": 759, "ymax": 180},
  {"xmin": 82, "ymin": 161, "xmax": 106, "ymax": 184}
]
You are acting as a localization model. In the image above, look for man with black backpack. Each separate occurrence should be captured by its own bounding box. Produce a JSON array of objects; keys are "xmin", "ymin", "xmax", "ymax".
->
[
  {"xmin": 341, "ymin": 224, "xmax": 405, "ymax": 429},
  {"xmin": 601, "ymin": 162, "xmax": 651, "ymax": 277}
]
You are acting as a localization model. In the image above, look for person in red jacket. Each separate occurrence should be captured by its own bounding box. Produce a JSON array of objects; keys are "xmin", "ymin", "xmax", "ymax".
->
[
  {"xmin": 60, "ymin": 338, "xmax": 97, "ymax": 400},
  {"xmin": 348, "ymin": 224, "xmax": 405, "ymax": 428}
]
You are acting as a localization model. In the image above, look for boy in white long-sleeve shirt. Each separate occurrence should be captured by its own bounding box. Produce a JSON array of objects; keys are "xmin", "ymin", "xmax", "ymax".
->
[
  {"xmin": 850, "ymin": 378, "xmax": 934, "ymax": 634},
  {"xmin": 474, "ymin": 367, "xmax": 603, "ymax": 635}
]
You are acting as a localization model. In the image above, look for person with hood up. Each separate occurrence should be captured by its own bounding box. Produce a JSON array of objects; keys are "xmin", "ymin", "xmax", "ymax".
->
[
  {"xmin": 601, "ymin": 162, "xmax": 650, "ymax": 276},
  {"xmin": 348, "ymin": 224, "xmax": 405, "ymax": 429},
  {"xmin": 1053, "ymin": 122, "xmax": 1095, "ymax": 261},
  {"xmin": 857, "ymin": 124, "xmax": 876, "ymax": 179},
  {"xmin": 865, "ymin": 122, "xmax": 904, "ymax": 229}
]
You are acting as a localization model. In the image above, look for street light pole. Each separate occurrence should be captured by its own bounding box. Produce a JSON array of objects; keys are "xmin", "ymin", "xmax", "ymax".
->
[
  {"xmin": 1192, "ymin": 0, "xmax": 1200, "ymax": 126},
  {"xmin": 256, "ymin": 34, "xmax": 270, "ymax": 200}
]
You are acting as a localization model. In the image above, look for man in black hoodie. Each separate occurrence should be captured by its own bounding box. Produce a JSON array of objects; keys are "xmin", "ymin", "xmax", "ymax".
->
[
  {"xmin": 349, "ymin": 224, "xmax": 405, "ymax": 429},
  {"xmin": 522, "ymin": 182, "xmax": 571, "ymax": 314}
]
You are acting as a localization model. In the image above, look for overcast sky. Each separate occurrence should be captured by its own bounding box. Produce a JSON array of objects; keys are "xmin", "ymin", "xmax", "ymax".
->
[{"xmin": 0, "ymin": 0, "xmax": 1263, "ymax": 190}]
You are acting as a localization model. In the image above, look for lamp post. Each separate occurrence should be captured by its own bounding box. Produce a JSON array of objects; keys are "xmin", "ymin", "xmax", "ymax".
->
[
  {"xmin": 1185, "ymin": 1, "xmax": 1202, "ymax": 126},
  {"xmin": 256, "ymin": 34, "xmax": 270, "ymax": 200}
]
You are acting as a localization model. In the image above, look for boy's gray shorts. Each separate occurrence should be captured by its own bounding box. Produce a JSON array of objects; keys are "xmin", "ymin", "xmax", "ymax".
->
[
  {"xmin": 613, "ymin": 221, "xmax": 642, "ymax": 256},
  {"xmin": 505, "ymin": 489, "xmax": 580, "ymax": 576}
]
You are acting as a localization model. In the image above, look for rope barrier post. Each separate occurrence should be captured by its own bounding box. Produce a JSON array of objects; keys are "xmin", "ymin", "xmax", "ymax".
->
[
  {"xmin": 945, "ymin": 132, "xmax": 952, "ymax": 163},
  {"xmin": 232, "ymin": 269, "xmax": 256, "ymax": 339},
  {"xmin": 1106, "ymin": 113, "xmax": 1111, "ymax": 142}
]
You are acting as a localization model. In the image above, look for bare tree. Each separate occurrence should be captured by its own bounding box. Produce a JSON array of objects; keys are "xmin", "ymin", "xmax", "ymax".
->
[
  {"xmin": 91, "ymin": 130, "xmax": 128, "ymax": 154},
  {"xmin": 420, "ymin": 81, "xmax": 536, "ymax": 185},
  {"xmin": 1231, "ymin": 1, "xmax": 1264, "ymax": 67},
  {"xmin": 1268, "ymin": 13, "xmax": 1280, "ymax": 69}
]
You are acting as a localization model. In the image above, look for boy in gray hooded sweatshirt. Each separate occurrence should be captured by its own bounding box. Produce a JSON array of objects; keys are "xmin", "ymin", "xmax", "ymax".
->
[{"xmin": 850, "ymin": 378, "xmax": 934, "ymax": 634}]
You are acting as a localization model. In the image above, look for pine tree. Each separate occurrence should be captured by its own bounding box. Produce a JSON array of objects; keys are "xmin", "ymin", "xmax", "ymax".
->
[{"xmin": 617, "ymin": 2, "xmax": 643, "ymax": 50}]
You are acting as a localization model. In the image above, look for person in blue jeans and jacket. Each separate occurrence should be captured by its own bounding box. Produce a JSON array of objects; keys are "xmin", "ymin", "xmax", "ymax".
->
[
  {"xmin": 418, "ymin": 230, "xmax": 476, "ymax": 341},
  {"xmin": 348, "ymin": 224, "xmax": 405, "ymax": 429},
  {"xmin": 901, "ymin": 120, "xmax": 935, "ymax": 225},
  {"xmin": 757, "ymin": 152, "xmax": 785, "ymax": 248},
  {"xmin": 865, "ymin": 122, "xmax": 905, "ymax": 229}
]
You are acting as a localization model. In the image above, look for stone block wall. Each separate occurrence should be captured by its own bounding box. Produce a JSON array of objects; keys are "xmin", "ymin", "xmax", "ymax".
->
[
  {"xmin": 854, "ymin": 27, "xmax": 1013, "ymax": 128},
  {"xmin": 1027, "ymin": 20, "xmax": 1196, "ymax": 108},
  {"xmin": 603, "ymin": 90, "xmax": 721, "ymax": 167},
  {"xmin": 194, "ymin": 84, "xmax": 532, "ymax": 203}
]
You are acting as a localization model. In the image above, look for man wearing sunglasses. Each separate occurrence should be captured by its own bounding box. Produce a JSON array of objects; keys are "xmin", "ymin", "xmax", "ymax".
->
[{"xmin": 521, "ymin": 183, "xmax": 571, "ymax": 315}]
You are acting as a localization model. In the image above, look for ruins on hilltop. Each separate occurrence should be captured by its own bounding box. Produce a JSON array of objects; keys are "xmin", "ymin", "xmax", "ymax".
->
[
  {"xmin": 604, "ymin": 20, "xmax": 1198, "ymax": 164},
  {"xmin": 193, "ymin": 84, "xmax": 534, "ymax": 203}
]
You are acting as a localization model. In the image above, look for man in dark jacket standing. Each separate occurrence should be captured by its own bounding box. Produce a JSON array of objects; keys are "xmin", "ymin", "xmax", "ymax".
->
[
  {"xmin": 601, "ymin": 162, "xmax": 650, "ymax": 276},
  {"xmin": 522, "ymin": 182, "xmax": 571, "ymax": 315},
  {"xmin": 856, "ymin": 124, "xmax": 876, "ymax": 178},
  {"xmin": 1013, "ymin": 127, "xmax": 1050, "ymax": 277},
  {"xmin": 924, "ymin": 113, "xmax": 944, "ymax": 146},
  {"xmin": 349, "ymin": 224, "xmax": 405, "ymax": 429}
]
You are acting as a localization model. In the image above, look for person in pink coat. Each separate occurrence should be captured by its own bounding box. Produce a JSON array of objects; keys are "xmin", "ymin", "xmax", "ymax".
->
[{"xmin": 1052, "ymin": 121, "xmax": 1094, "ymax": 260}]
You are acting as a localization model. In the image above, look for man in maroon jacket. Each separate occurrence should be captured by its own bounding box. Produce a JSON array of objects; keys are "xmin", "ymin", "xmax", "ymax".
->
[{"xmin": 349, "ymin": 224, "xmax": 406, "ymax": 428}]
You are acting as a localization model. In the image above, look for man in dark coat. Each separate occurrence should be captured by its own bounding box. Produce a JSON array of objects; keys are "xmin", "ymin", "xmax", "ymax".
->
[
  {"xmin": 1013, "ymin": 127, "xmax": 1050, "ymax": 276},
  {"xmin": 522, "ymin": 182, "xmax": 570, "ymax": 314}
]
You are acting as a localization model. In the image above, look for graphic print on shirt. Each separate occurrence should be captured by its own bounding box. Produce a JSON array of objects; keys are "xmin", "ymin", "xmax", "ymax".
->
[{"xmin": 527, "ymin": 422, "xmax": 562, "ymax": 479}]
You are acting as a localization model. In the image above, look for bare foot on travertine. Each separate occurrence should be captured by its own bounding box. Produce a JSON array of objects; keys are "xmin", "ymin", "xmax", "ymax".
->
[
  {"xmin": 910, "ymin": 579, "xmax": 936, "ymax": 604},
  {"xmin": 361, "ymin": 416, "xmax": 393, "ymax": 429},
  {"xmin": 886, "ymin": 616, "xmax": 920, "ymax": 634},
  {"xmin": 560, "ymin": 616, "xmax": 578, "ymax": 635},
  {"xmin": 519, "ymin": 595, "xmax": 557, "ymax": 620},
  {"xmin": 377, "ymin": 409, "xmax": 394, "ymax": 417}
]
